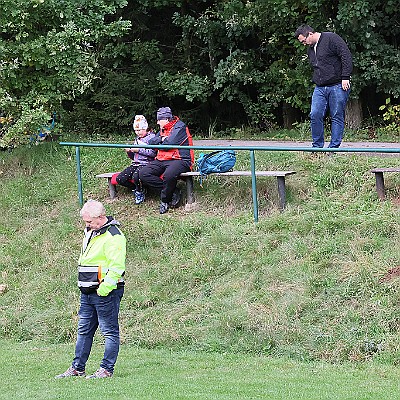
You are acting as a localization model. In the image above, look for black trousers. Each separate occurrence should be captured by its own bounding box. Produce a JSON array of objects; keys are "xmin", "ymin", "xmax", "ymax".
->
[
  {"xmin": 139, "ymin": 159, "xmax": 191, "ymax": 203},
  {"xmin": 116, "ymin": 164, "xmax": 142, "ymax": 191}
]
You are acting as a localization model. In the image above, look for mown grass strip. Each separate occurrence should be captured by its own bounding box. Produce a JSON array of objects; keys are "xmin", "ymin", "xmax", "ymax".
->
[{"xmin": 3, "ymin": 340, "xmax": 400, "ymax": 400}]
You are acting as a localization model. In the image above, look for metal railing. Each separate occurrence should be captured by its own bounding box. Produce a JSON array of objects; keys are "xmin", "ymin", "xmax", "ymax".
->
[{"xmin": 59, "ymin": 142, "xmax": 400, "ymax": 222}]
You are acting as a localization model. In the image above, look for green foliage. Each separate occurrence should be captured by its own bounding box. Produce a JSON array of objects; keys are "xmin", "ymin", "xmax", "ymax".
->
[
  {"xmin": 379, "ymin": 98, "xmax": 400, "ymax": 136},
  {"xmin": 158, "ymin": 71, "xmax": 212, "ymax": 102},
  {"xmin": 336, "ymin": 0, "xmax": 400, "ymax": 97},
  {"xmin": 0, "ymin": 0, "xmax": 131, "ymax": 147},
  {"xmin": 0, "ymin": 104, "xmax": 50, "ymax": 148},
  {"xmin": 1, "ymin": 0, "xmax": 400, "ymax": 142}
]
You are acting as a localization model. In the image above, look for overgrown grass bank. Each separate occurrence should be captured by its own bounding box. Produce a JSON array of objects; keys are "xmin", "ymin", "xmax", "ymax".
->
[{"xmin": 1, "ymin": 140, "xmax": 400, "ymax": 363}]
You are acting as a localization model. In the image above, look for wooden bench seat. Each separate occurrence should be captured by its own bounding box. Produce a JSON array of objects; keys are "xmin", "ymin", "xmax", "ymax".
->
[
  {"xmin": 371, "ymin": 168, "xmax": 400, "ymax": 200},
  {"xmin": 96, "ymin": 170, "xmax": 296, "ymax": 210}
]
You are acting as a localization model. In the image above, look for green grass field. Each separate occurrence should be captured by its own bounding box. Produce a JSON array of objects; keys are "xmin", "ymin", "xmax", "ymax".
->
[
  {"xmin": 1, "ymin": 137, "xmax": 400, "ymax": 398},
  {"xmin": 3, "ymin": 339, "xmax": 400, "ymax": 400}
]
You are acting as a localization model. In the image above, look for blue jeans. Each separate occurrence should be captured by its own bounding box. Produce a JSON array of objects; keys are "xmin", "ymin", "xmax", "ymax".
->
[
  {"xmin": 72, "ymin": 287, "xmax": 124, "ymax": 374},
  {"xmin": 310, "ymin": 84, "xmax": 350, "ymax": 148}
]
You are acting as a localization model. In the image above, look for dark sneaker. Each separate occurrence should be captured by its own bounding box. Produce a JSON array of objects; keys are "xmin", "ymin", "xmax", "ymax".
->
[
  {"xmin": 55, "ymin": 366, "xmax": 85, "ymax": 378},
  {"xmin": 134, "ymin": 190, "xmax": 145, "ymax": 204},
  {"xmin": 86, "ymin": 367, "xmax": 113, "ymax": 379},
  {"xmin": 170, "ymin": 188, "xmax": 182, "ymax": 208},
  {"xmin": 159, "ymin": 201, "xmax": 169, "ymax": 214}
]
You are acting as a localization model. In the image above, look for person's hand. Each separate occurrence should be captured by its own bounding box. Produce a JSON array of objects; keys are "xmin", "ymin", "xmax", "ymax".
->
[
  {"xmin": 342, "ymin": 80, "xmax": 350, "ymax": 91},
  {"xmin": 97, "ymin": 283, "xmax": 109, "ymax": 297}
]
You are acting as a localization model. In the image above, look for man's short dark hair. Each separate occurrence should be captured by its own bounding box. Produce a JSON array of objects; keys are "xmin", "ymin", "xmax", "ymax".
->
[{"xmin": 294, "ymin": 24, "xmax": 315, "ymax": 39}]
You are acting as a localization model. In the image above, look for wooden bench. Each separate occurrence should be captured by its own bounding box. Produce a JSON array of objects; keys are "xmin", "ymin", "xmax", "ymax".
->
[
  {"xmin": 371, "ymin": 168, "xmax": 400, "ymax": 200},
  {"xmin": 96, "ymin": 170, "xmax": 296, "ymax": 210}
]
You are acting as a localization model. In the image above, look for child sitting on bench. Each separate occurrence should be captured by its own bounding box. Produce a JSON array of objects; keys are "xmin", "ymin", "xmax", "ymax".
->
[{"xmin": 115, "ymin": 115, "xmax": 156, "ymax": 204}]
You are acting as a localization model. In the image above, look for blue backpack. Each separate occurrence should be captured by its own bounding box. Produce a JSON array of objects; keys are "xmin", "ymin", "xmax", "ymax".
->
[{"xmin": 196, "ymin": 150, "xmax": 236, "ymax": 182}]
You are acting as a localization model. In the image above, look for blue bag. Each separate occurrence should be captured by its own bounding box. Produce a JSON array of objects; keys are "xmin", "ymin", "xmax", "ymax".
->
[{"xmin": 196, "ymin": 150, "xmax": 236, "ymax": 183}]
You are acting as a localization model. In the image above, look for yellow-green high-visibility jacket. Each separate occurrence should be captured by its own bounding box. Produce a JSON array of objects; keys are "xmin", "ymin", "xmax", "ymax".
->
[{"xmin": 78, "ymin": 217, "xmax": 126, "ymax": 296}]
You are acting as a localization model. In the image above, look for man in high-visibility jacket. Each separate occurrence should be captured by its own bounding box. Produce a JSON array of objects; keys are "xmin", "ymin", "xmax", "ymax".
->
[{"xmin": 56, "ymin": 200, "xmax": 126, "ymax": 379}]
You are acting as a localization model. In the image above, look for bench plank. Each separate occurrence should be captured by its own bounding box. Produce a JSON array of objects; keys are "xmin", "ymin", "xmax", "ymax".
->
[
  {"xmin": 96, "ymin": 170, "xmax": 296, "ymax": 210},
  {"xmin": 96, "ymin": 173, "xmax": 116, "ymax": 178},
  {"xmin": 370, "ymin": 168, "xmax": 400, "ymax": 173},
  {"xmin": 180, "ymin": 171, "xmax": 296, "ymax": 177}
]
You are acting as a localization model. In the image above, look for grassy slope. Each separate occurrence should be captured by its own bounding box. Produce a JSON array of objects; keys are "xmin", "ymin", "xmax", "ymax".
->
[{"xmin": 1, "ymin": 140, "xmax": 400, "ymax": 363}]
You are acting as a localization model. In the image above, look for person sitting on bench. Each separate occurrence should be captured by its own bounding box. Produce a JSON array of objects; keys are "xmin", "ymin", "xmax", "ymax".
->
[
  {"xmin": 139, "ymin": 107, "xmax": 194, "ymax": 214},
  {"xmin": 116, "ymin": 115, "xmax": 156, "ymax": 204}
]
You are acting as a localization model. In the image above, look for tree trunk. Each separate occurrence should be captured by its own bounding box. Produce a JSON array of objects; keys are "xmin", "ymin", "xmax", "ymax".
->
[
  {"xmin": 346, "ymin": 98, "xmax": 363, "ymax": 129},
  {"xmin": 282, "ymin": 103, "xmax": 300, "ymax": 129}
]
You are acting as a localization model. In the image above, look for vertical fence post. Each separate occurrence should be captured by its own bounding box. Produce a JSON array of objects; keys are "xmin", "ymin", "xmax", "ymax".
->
[
  {"xmin": 75, "ymin": 146, "xmax": 83, "ymax": 206},
  {"xmin": 250, "ymin": 150, "xmax": 258, "ymax": 223}
]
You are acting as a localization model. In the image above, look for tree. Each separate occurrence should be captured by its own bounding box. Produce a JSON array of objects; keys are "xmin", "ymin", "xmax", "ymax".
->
[
  {"xmin": 1, "ymin": 0, "xmax": 399, "ymax": 143},
  {"xmin": 336, "ymin": 0, "xmax": 400, "ymax": 126},
  {"xmin": 166, "ymin": 0, "xmax": 400, "ymax": 130},
  {"xmin": 0, "ymin": 0, "xmax": 130, "ymax": 147}
]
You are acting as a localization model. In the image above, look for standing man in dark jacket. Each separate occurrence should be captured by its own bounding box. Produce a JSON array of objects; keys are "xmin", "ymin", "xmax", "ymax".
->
[
  {"xmin": 139, "ymin": 107, "xmax": 194, "ymax": 214},
  {"xmin": 295, "ymin": 24, "xmax": 353, "ymax": 148}
]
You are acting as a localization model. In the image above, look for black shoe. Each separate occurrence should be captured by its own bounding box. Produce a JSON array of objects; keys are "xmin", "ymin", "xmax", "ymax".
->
[
  {"xmin": 170, "ymin": 188, "xmax": 182, "ymax": 208},
  {"xmin": 159, "ymin": 201, "xmax": 169, "ymax": 214}
]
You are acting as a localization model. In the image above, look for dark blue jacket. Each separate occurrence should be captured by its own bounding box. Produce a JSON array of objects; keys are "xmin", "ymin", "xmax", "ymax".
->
[{"xmin": 307, "ymin": 32, "xmax": 353, "ymax": 87}]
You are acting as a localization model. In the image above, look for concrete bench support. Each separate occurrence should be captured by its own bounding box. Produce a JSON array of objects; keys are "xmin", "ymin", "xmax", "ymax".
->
[
  {"xmin": 96, "ymin": 173, "xmax": 119, "ymax": 199},
  {"xmin": 371, "ymin": 168, "xmax": 400, "ymax": 200}
]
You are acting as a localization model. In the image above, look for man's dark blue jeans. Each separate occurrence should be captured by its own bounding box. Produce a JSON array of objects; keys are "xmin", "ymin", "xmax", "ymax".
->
[
  {"xmin": 310, "ymin": 83, "xmax": 350, "ymax": 148},
  {"xmin": 72, "ymin": 286, "xmax": 124, "ymax": 374}
]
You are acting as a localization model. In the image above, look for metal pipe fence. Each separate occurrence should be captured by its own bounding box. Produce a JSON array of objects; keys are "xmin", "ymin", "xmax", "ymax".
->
[{"xmin": 60, "ymin": 141, "xmax": 400, "ymax": 223}]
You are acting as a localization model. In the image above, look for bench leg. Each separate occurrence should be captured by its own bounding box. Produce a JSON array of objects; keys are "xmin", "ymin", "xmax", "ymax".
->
[
  {"xmin": 276, "ymin": 176, "xmax": 287, "ymax": 211},
  {"xmin": 185, "ymin": 177, "xmax": 195, "ymax": 204},
  {"xmin": 107, "ymin": 178, "xmax": 117, "ymax": 199},
  {"xmin": 374, "ymin": 172, "xmax": 385, "ymax": 200}
]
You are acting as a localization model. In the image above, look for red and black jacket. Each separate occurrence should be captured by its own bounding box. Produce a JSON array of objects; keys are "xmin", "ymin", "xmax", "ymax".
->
[{"xmin": 150, "ymin": 117, "xmax": 194, "ymax": 166}]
